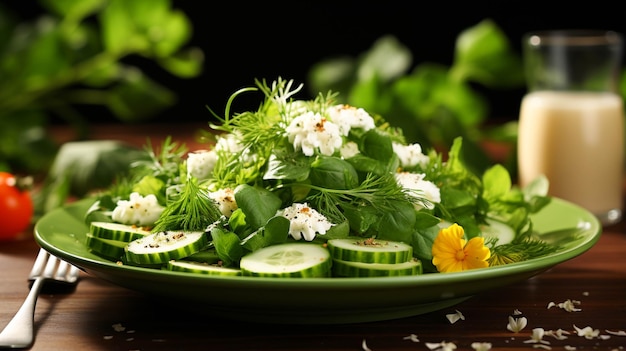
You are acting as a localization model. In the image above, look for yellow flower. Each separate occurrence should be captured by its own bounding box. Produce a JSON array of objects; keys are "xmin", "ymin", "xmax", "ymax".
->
[{"xmin": 432, "ymin": 223, "xmax": 491, "ymax": 273}]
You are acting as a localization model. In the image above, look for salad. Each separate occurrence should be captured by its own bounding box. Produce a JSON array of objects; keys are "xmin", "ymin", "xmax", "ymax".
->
[{"xmin": 84, "ymin": 78, "xmax": 556, "ymax": 278}]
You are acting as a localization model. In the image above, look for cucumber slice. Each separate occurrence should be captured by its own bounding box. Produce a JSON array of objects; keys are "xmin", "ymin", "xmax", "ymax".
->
[
  {"xmin": 332, "ymin": 258, "xmax": 423, "ymax": 277},
  {"xmin": 240, "ymin": 243, "xmax": 331, "ymax": 278},
  {"xmin": 124, "ymin": 231, "xmax": 209, "ymax": 265},
  {"xmin": 85, "ymin": 233, "xmax": 127, "ymax": 260},
  {"xmin": 167, "ymin": 260, "xmax": 242, "ymax": 276},
  {"xmin": 185, "ymin": 248, "xmax": 220, "ymax": 264},
  {"xmin": 90, "ymin": 221, "xmax": 151, "ymax": 242},
  {"xmin": 326, "ymin": 238, "xmax": 413, "ymax": 264},
  {"xmin": 480, "ymin": 219, "xmax": 515, "ymax": 245}
]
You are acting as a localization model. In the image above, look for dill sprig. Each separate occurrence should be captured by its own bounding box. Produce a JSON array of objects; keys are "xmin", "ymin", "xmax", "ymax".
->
[
  {"xmin": 133, "ymin": 137, "xmax": 187, "ymax": 179},
  {"xmin": 103, "ymin": 137, "xmax": 187, "ymax": 205},
  {"xmin": 208, "ymin": 78, "xmax": 318, "ymax": 190},
  {"xmin": 302, "ymin": 173, "xmax": 414, "ymax": 224},
  {"xmin": 488, "ymin": 237, "xmax": 560, "ymax": 266},
  {"xmin": 152, "ymin": 177, "xmax": 223, "ymax": 232}
]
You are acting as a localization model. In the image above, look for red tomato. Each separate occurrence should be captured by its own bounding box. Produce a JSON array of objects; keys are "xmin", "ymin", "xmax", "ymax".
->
[{"xmin": 0, "ymin": 172, "xmax": 34, "ymax": 240}]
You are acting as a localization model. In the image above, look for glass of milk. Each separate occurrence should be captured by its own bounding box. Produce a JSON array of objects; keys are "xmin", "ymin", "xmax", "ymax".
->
[{"xmin": 517, "ymin": 30, "xmax": 624, "ymax": 225}]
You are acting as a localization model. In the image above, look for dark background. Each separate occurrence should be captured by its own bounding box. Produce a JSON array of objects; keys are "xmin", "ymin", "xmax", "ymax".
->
[{"xmin": 6, "ymin": 1, "xmax": 626, "ymax": 124}]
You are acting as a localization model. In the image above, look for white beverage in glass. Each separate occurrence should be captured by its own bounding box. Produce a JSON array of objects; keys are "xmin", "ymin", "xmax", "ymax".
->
[
  {"xmin": 518, "ymin": 30, "xmax": 624, "ymax": 225},
  {"xmin": 518, "ymin": 90, "xmax": 624, "ymax": 223}
]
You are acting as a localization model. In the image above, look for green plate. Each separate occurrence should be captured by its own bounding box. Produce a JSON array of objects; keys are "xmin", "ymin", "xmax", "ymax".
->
[{"xmin": 34, "ymin": 197, "xmax": 601, "ymax": 324}]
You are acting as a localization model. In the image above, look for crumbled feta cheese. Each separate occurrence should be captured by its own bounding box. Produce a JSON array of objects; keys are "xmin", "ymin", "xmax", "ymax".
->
[
  {"xmin": 394, "ymin": 172, "xmax": 441, "ymax": 209},
  {"xmin": 327, "ymin": 104, "xmax": 375, "ymax": 136},
  {"xmin": 393, "ymin": 142, "xmax": 430, "ymax": 168},
  {"xmin": 111, "ymin": 192, "xmax": 164, "ymax": 226},
  {"xmin": 285, "ymin": 111, "xmax": 343, "ymax": 156},
  {"xmin": 279, "ymin": 202, "xmax": 334, "ymax": 241},
  {"xmin": 187, "ymin": 149, "xmax": 217, "ymax": 180},
  {"xmin": 209, "ymin": 188, "xmax": 237, "ymax": 217}
]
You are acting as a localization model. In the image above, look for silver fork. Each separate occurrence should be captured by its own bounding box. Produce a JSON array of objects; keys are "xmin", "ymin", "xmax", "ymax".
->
[{"xmin": 0, "ymin": 248, "xmax": 80, "ymax": 349}]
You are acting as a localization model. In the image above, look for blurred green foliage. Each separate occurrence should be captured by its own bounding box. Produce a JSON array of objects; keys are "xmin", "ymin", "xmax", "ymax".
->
[
  {"xmin": 0, "ymin": 0, "xmax": 204, "ymax": 174},
  {"xmin": 307, "ymin": 19, "xmax": 526, "ymax": 176}
]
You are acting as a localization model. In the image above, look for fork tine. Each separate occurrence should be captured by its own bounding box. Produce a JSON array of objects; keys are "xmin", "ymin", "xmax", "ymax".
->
[
  {"xmin": 54, "ymin": 261, "xmax": 80, "ymax": 283},
  {"xmin": 43, "ymin": 254, "xmax": 58, "ymax": 279},
  {"xmin": 54, "ymin": 260, "xmax": 69, "ymax": 280},
  {"xmin": 67, "ymin": 265, "xmax": 80, "ymax": 283},
  {"xmin": 28, "ymin": 249, "xmax": 49, "ymax": 279}
]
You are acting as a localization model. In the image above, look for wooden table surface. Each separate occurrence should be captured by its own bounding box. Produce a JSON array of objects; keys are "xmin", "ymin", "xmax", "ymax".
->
[{"xmin": 1, "ymin": 124, "xmax": 625, "ymax": 351}]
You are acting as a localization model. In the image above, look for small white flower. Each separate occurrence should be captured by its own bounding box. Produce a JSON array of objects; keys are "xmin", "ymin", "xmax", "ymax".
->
[
  {"xmin": 559, "ymin": 299, "xmax": 582, "ymax": 312},
  {"xmin": 187, "ymin": 149, "xmax": 217, "ymax": 180},
  {"xmin": 402, "ymin": 334, "xmax": 419, "ymax": 342},
  {"xmin": 271, "ymin": 80, "xmax": 303, "ymax": 107},
  {"xmin": 285, "ymin": 112, "xmax": 343, "ymax": 156},
  {"xmin": 548, "ymin": 299, "xmax": 582, "ymax": 312},
  {"xmin": 605, "ymin": 329, "xmax": 626, "ymax": 336},
  {"xmin": 545, "ymin": 328, "xmax": 570, "ymax": 340},
  {"xmin": 340, "ymin": 141, "xmax": 360, "ymax": 159},
  {"xmin": 573, "ymin": 325, "xmax": 600, "ymax": 339},
  {"xmin": 471, "ymin": 342, "xmax": 492, "ymax": 351},
  {"xmin": 361, "ymin": 338, "xmax": 372, "ymax": 351},
  {"xmin": 523, "ymin": 328, "xmax": 551, "ymax": 345},
  {"xmin": 279, "ymin": 202, "xmax": 334, "ymax": 241},
  {"xmin": 111, "ymin": 192, "xmax": 164, "ymax": 226},
  {"xmin": 507, "ymin": 315, "xmax": 528, "ymax": 333},
  {"xmin": 393, "ymin": 142, "xmax": 430, "ymax": 168},
  {"xmin": 327, "ymin": 104, "xmax": 375, "ymax": 136},
  {"xmin": 446, "ymin": 310, "xmax": 465, "ymax": 324},
  {"xmin": 395, "ymin": 172, "xmax": 441, "ymax": 209},
  {"xmin": 425, "ymin": 341, "xmax": 457, "ymax": 351},
  {"xmin": 208, "ymin": 188, "xmax": 237, "ymax": 217}
]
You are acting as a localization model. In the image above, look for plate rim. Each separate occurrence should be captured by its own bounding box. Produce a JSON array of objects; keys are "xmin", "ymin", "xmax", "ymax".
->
[
  {"xmin": 34, "ymin": 197, "xmax": 602, "ymax": 288},
  {"xmin": 33, "ymin": 196, "xmax": 602, "ymax": 323}
]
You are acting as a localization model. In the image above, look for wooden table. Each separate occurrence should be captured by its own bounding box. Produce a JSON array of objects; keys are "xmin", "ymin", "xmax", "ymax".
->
[{"xmin": 1, "ymin": 125, "xmax": 625, "ymax": 350}]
